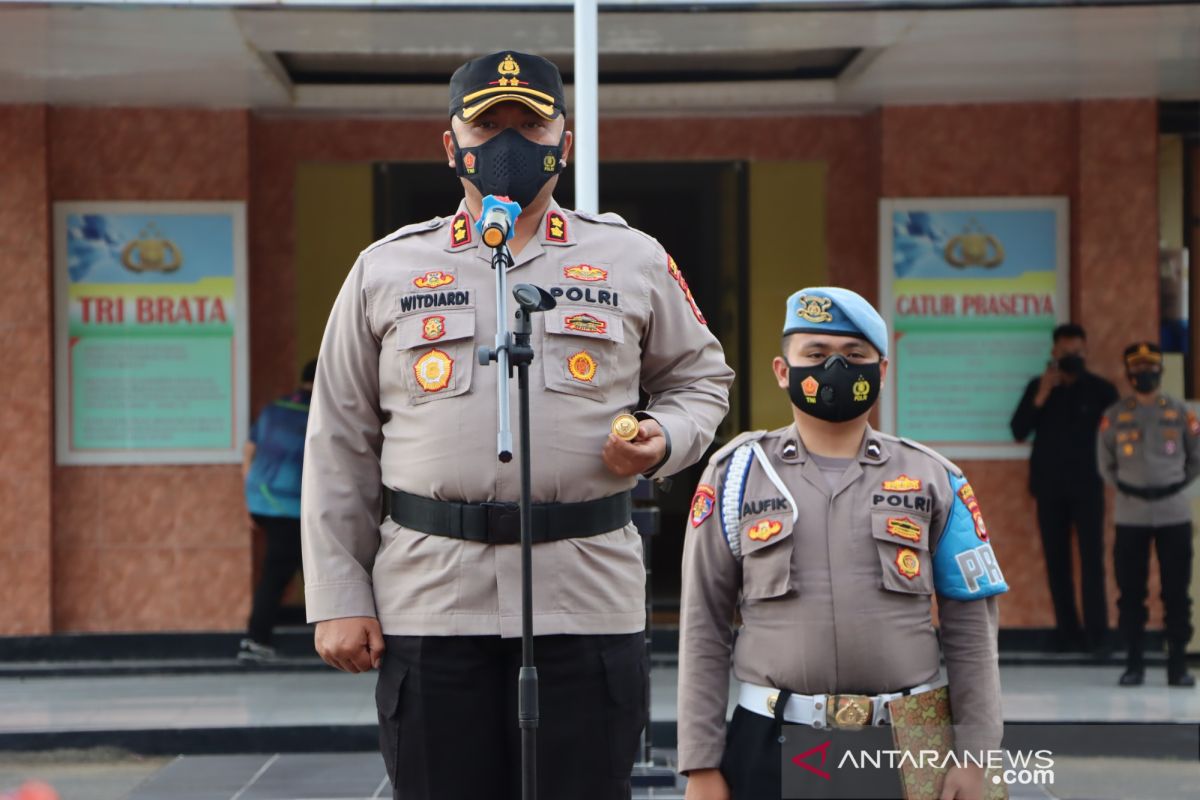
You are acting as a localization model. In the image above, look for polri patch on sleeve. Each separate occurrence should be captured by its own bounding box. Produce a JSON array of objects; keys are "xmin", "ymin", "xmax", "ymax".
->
[{"xmin": 691, "ymin": 485, "xmax": 716, "ymax": 528}]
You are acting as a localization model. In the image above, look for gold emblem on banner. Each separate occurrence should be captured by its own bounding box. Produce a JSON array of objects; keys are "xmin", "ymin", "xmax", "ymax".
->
[
  {"xmin": 944, "ymin": 219, "xmax": 1004, "ymax": 269},
  {"xmin": 121, "ymin": 224, "xmax": 182, "ymax": 273}
]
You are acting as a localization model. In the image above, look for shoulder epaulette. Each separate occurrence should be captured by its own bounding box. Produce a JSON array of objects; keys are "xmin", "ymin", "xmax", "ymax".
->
[
  {"xmin": 708, "ymin": 430, "xmax": 769, "ymax": 467},
  {"xmin": 362, "ymin": 216, "xmax": 446, "ymax": 256},
  {"xmin": 572, "ymin": 209, "xmax": 631, "ymax": 228},
  {"xmin": 888, "ymin": 434, "xmax": 963, "ymax": 478}
]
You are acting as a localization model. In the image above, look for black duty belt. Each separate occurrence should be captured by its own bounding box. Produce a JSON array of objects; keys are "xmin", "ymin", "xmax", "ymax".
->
[{"xmin": 386, "ymin": 489, "xmax": 632, "ymax": 545}]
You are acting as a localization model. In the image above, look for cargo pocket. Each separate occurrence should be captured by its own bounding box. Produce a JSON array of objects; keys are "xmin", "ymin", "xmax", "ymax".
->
[
  {"xmin": 374, "ymin": 656, "xmax": 408, "ymax": 786},
  {"xmin": 740, "ymin": 519, "xmax": 795, "ymax": 601},
  {"xmin": 395, "ymin": 308, "xmax": 475, "ymax": 405},
  {"xmin": 541, "ymin": 307, "xmax": 623, "ymax": 403},
  {"xmin": 871, "ymin": 510, "xmax": 934, "ymax": 595},
  {"xmin": 600, "ymin": 634, "xmax": 649, "ymax": 779}
]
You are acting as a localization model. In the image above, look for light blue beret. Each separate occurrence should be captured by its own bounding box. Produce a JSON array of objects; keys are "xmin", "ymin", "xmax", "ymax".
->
[{"xmin": 783, "ymin": 287, "xmax": 889, "ymax": 357}]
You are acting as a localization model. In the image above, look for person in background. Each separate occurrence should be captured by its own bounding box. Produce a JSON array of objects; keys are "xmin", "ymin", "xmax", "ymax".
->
[
  {"xmin": 238, "ymin": 358, "xmax": 316, "ymax": 662},
  {"xmin": 1011, "ymin": 323, "xmax": 1118, "ymax": 655},
  {"xmin": 1098, "ymin": 342, "xmax": 1197, "ymax": 688}
]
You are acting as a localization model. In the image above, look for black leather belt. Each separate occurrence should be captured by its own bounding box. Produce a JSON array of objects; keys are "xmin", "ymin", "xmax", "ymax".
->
[{"xmin": 386, "ymin": 489, "xmax": 632, "ymax": 545}]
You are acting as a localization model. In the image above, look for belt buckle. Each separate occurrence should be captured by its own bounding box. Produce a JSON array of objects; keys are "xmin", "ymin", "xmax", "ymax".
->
[
  {"xmin": 483, "ymin": 502, "xmax": 521, "ymax": 540},
  {"xmin": 830, "ymin": 694, "xmax": 871, "ymax": 730}
]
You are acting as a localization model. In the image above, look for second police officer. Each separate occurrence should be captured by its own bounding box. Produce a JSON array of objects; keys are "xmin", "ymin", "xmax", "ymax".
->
[
  {"xmin": 678, "ymin": 288, "xmax": 1008, "ymax": 800},
  {"xmin": 1098, "ymin": 342, "xmax": 1197, "ymax": 688}
]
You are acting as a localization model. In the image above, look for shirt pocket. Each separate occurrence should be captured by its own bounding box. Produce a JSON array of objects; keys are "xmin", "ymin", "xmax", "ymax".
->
[
  {"xmin": 739, "ymin": 517, "xmax": 795, "ymax": 601},
  {"xmin": 540, "ymin": 307, "xmax": 624, "ymax": 403},
  {"xmin": 394, "ymin": 308, "xmax": 476, "ymax": 405},
  {"xmin": 870, "ymin": 510, "xmax": 933, "ymax": 596}
]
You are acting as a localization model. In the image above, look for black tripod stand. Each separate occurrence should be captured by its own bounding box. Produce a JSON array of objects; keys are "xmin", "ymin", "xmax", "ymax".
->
[{"xmin": 477, "ymin": 217, "xmax": 556, "ymax": 800}]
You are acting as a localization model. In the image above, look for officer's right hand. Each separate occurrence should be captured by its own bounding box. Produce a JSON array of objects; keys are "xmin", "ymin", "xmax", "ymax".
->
[
  {"xmin": 684, "ymin": 769, "xmax": 730, "ymax": 800},
  {"xmin": 1034, "ymin": 362, "xmax": 1060, "ymax": 406},
  {"xmin": 314, "ymin": 617, "xmax": 385, "ymax": 673}
]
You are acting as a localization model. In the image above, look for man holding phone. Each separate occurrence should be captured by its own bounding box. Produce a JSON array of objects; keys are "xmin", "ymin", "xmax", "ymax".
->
[{"xmin": 1011, "ymin": 323, "xmax": 1118, "ymax": 654}]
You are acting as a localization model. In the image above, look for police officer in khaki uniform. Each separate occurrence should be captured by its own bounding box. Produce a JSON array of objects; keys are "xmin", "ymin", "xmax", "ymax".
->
[
  {"xmin": 679, "ymin": 288, "xmax": 1007, "ymax": 800},
  {"xmin": 300, "ymin": 52, "xmax": 733, "ymax": 800},
  {"xmin": 1098, "ymin": 342, "xmax": 1197, "ymax": 688}
]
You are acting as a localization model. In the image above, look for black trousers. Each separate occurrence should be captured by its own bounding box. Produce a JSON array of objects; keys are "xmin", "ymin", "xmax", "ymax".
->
[
  {"xmin": 1115, "ymin": 522, "xmax": 1195, "ymax": 658},
  {"xmin": 1035, "ymin": 484, "xmax": 1108, "ymax": 642},
  {"xmin": 720, "ymin": 707, "xmax": 903, "ymax": 800},
  {"xmin": 247, "ymin": 514, "xmax": 303, "ymax": 645},
  {"xmin": 376, "ymin": 632, "xmax": 648, "ymax": 800}
]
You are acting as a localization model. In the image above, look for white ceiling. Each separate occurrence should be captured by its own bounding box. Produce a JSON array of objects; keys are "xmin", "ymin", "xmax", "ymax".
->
[{"xmin": 0, "ymin": 1, "xmax": 1197, "ymax": 114}]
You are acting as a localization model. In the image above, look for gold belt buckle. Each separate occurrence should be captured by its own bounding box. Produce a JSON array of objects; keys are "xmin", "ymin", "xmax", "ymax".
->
[{"xmin": 830, "ymin": 694, "xmax": 872, "ymax": 730}]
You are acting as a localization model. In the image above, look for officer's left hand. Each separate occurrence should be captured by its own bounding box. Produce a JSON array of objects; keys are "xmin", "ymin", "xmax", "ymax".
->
[
  {"xmin": 941, "ymin": 764, "xmax": 985, "ymax": 800},
  {"xmin": 602, "ymin": 417, "xmax": 667, "ymax": 477}
]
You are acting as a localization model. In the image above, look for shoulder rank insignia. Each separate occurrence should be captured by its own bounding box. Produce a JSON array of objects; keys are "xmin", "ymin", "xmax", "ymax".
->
[
  {"xmin": 450, "ymin": 212, "xmax": 472, "ymax": 247},
  {"xmin": 882, "ymin": 474, "xmax": 922, "ymax": 492},
  {"xmin": 421, "ymin": 315, "xmax": 446, "ymax": 341},
  {"xmin": 546, "ymin": 212, "xmax": 567, "ymax": 243},
  {"xmin": 567, "ymin": 350, "xmax": 597, "ymax": 382},
  {"xmin": 886, "ymin": 516, "xmax": 922, "ymax": 543},
  {"xmin": 747, "ymin": 519, "xmax": 783, "ymax": 542},
  {"xmin": 691, "ymin": 485, "xmax": 716, "ymax": 528},
  {"xmin": 414, "ymin": 349, "xmax": 453, "ymax": 392},
  {"xmin": 563, "ymin": 264, "xmax": 607, "ymax": 282},
  {"xmin": 564, "ymin": 313, "xmax": 607, "ymax": 335},
  {"xmin": 414, "ymin": 270, "xmax": 455, "ymax": 289},
  {"xmin": 666, "ymin": 254, "xmax": 707, "ymax": 325},
  {"xmin": 895, "ymin": 547, "xmax": 921, "ymax": 579}
]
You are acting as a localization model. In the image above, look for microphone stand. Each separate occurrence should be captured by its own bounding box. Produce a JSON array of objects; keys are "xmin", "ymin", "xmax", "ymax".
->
[{"xmin": 477, "ymin": 199, "xmax": 556, "ymax": 800}]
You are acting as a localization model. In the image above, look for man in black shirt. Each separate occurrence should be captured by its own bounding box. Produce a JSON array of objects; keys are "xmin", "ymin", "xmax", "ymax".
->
[{"xmin": 1011, "ymin": 323, "xmax": 1119, "ymax": 654}]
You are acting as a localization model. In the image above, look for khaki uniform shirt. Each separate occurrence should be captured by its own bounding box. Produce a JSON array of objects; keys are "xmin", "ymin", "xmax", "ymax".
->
[
  {"xmin": 677, "ymin": 425, "xmax": 1005, "ymax": 773},
  {"xmin": 301, "ymin": 199, "xmax": 733, "ymax": 638},
  {"xmin": 1098, "ymin": 394, "xmax": 1200, "ymax": 526}
]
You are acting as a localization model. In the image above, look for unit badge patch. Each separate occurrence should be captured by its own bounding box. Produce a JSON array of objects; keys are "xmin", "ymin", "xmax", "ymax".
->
[
  {"xmin": 882, "ymin": 475, "xmax": 922, "ymax": 492},
  {"xmin": 567, "ymin": 350, "xmax": 598, "ymax": 382},
  {"xmin": 451, "ymin": 213, "xmax": 472, "ymax": 247},
  {"xmin": 886, "ymin": 516, "xmax": 922, "ymax": 543},
  {"xmin": 1099, "ymin": 416, "xmax": 1110, "ymax": 433},
  {"xmin": 747, "ymin": 519, "xmax": 783, "ymax": 542},
  {"xmin": 666, "ymin": 254, "xmax": 707, "ymax": 325},
  {"xmin": 896, "ymin": 547, "xmax": 921, "ymax": 579},
  {"xmin": 414, "ymin": 349, "xmax": 453, "ymax": 392},
  {"xmin": 414, "ymin": 270, "xmax": 455, "ymax": 289},
  {"xmin": 957, "ymin": 483, "xmax": 989, "ymax": 542},
  {"xmin": 564, "ymin": 313, "xmax": 607, "ymax": 335},
  {"xmin": 691, "ymin": 485, "xmax": 716, "ymax": 528},
  {"xmin": 563, "ymin": 264, "xmax": 608, "ymax": 282},
  {"xmin": 421, "ymin": 315, "xmax": 446, "ymax": 341},
  {"xmin": 1189, "ymin": 411, "xmax": 1200, "ymax": 436},
  {"xmin": 546, "ymin": 212, "xmax": 567, "ymax": 243}
]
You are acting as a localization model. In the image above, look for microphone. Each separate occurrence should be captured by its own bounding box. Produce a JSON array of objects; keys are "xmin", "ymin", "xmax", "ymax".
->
[{"xmin": 477, "ymin": 195, "xmax": 523, "ymax": 248}]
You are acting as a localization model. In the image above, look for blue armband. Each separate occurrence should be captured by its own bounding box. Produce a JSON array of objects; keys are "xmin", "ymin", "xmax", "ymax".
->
[{"xmin": 933, "ymin": 471, "xmax": 1009, "ymax": 600}]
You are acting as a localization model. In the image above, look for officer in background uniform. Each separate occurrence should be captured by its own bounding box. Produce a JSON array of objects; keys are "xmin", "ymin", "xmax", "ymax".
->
[
  {"xmin": 301, "ymin": 51, "xmax": 733, "ymax": 800},
  {"xmin": 679, "ymin": 288, "xmax": 1007, "ymax": 800},
  {"xmin": 1098, "ymin": 342, "xmax": 1197, "ymax": 688}
]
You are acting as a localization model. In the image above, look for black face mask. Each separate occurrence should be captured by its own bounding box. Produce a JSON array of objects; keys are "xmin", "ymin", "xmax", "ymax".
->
[
  {"xmin": 787, "ymin": 354, "xmax": 881, "ymax": 423},
  {"xmin": 452, "ymin": 127, "xmax": 564, "ymax": 208},
  {"xmin": 1057, "ymin": 354, "xmax": 1085, "ymax": 375},
  {"xmin": 1130, "ymin": 371, "xmax": 1161, "ymax": 394}
]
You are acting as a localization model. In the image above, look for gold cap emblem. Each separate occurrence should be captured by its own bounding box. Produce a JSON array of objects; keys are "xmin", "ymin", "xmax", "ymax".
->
[
  {"xmin": 498, "ymin": 54, "xmax": 521, "ymax": 86},
  {"xmin": 796, "ymin": 294, "xmax": 833, "ymax": 324}
]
